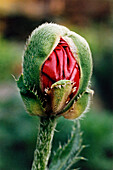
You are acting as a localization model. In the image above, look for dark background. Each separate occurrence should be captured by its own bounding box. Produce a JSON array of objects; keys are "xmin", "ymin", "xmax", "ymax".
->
[{"xmin": 0, "ymin": 0, "xmax": 113, "ymax": 170}]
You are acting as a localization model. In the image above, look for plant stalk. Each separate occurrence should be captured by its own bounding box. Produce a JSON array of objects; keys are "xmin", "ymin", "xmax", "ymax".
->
[{"xmin": 31, "ymin": 116, "xmax": 57, "ymax": 170}]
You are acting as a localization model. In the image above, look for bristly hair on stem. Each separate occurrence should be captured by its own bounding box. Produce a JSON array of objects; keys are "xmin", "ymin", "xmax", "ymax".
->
[
  {"xmin": 31, "ymin": 117, "xmax": 85, "ymax": 170},
  {"xmin": 31, "ymin": 117, "xmax": 57, "ymax": 170}
]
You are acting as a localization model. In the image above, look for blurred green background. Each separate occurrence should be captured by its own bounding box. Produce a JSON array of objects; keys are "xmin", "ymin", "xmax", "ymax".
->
[{"xmin": 0, "ymin": 0, "xmax": 113, "ymax": 170}]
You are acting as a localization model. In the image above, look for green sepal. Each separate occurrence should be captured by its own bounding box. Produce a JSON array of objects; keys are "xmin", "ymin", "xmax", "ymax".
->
[
  {"xmin": 60, "ymin": 31, "xmax": 92, "ymax": 113},
  {"xmin": 63, "ymin": 89, "xmax": 93, "ymax": 119},
  {"xmin": 68, "ymin": 32, "xmax": 93, "ymax": 95},
  {"xmin": 23, "ymin": 23, "xmax": 92, "ymax": 94},
  {"xmin": 17, "ymin": 74, "xmax": 45, "ymax": 116},
  {"xmin": 22, "ymin": 23, "xmax": 93, "ymax": 118},
  {"xmin": 47, "ymin": 80, "xmax": 73, "ymax": 114},
  {"xmin": 23, "ymin": 23, "xmax": 69, "ymax": 93},
  {"xmin": 30, "ymin": 23, "xmax": 69, "ymax": 59}
]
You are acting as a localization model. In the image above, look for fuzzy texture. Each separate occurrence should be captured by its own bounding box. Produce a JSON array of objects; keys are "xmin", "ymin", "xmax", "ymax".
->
[
  {"xmin": 63, "ymin": 91, "xmax": 90, "ymax": 119},
  {"xmin": 47, "ymin": 80, "xmax": 73, "ymax": 114},
  {"xmin": 31, "ymin": 117, "xmax": 57, "ymax": 170},
  {"xmin": 17, "ymin": 22, "xmax": 93, "ymax": 119},
  {"xmin": 16, "ymin": 23, "xmax": 93, "ymax": 170},
  {"xmin": 23, "ymin": 23, "xmax": 92, "ymax": 96},
  {"xmin": 17, "ymin": 74, "xmax": 45, "ymax": 116},
  {"xmin": 49, "ymin": 120, "xmax": 86, "ymax": 170}
]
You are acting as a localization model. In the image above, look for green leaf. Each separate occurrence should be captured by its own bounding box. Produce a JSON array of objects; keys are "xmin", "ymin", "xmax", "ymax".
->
[
  {"xmin": 64, "ymin": 149, "xmax": 87, "ymax": 170},
  {"xmin": 49, "ymin": 120, "xmax": 84, "ymax": 170}
]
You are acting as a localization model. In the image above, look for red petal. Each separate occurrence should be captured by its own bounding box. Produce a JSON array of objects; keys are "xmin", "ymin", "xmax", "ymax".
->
[{"xmin": 41, "ymin": 38, "xmax": 80, "ymax": 95}]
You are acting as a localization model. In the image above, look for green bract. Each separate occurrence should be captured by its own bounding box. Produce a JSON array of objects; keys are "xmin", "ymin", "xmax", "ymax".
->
[{"xmin": 17, "ymin": 23, "xmax": 93, "ymax": 119}]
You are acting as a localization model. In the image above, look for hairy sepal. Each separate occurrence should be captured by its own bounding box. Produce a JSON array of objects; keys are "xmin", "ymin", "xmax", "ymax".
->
[
  {"xmin": 47, "ymin": 80, "xmax": 73, "ymax": 114},
  {"xmin": 62, "ymin": 89, "xmax": 93, "ymax": 119},
  {"xmin": 22, "ymin": 23, "xmax": 93, "ymax": 117},
  {"xmin": 23, "ymin": 23, "xmax": 69, "ymax": 94},
  {"xmin": 59, "ymin": 32, "xmax": 93, "ymax": 114},
  {"xmin": 23, "ymin": 23, "xmax": 92, "ymax": 95},
  {"xmin": 68, "ymin": 32, "xmax": 93, "ymax": 95},
  {"xmin": 17, "ymin": 74, "xmax": 45, "ymax": 116}
]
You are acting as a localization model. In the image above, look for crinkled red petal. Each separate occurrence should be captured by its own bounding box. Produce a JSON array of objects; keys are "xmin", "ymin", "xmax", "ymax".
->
[{"xmin": 41, "ymin": 38, "xmax": 80, "ymax": 95}]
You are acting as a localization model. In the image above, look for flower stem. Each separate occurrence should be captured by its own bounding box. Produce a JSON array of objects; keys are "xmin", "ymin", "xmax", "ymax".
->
[{"xmin": 31, "ymin": 116, "xmax": 57, "ymax": 170}]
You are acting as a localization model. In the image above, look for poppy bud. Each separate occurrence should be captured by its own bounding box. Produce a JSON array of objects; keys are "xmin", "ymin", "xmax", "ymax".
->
[{"xmin": 17, "ymin": 23, "xmax": 93, "ymax": 119}]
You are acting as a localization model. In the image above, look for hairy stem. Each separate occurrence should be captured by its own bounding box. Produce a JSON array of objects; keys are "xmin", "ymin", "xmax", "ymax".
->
[{"xmin": 31, "ymin": 117, "xmax": 57, "ymax": 170}]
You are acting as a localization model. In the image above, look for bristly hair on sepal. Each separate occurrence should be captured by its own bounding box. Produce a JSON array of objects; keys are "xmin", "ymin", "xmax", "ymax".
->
[{"xmin": 16, "ymin": 23, "xmax": 93, "ymax": 119}]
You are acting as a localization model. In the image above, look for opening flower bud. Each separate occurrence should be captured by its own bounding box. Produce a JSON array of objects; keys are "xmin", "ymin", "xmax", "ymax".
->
[{"xmin": 17, "ymin": 23, "xmax": 93, "ymax": 119}]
